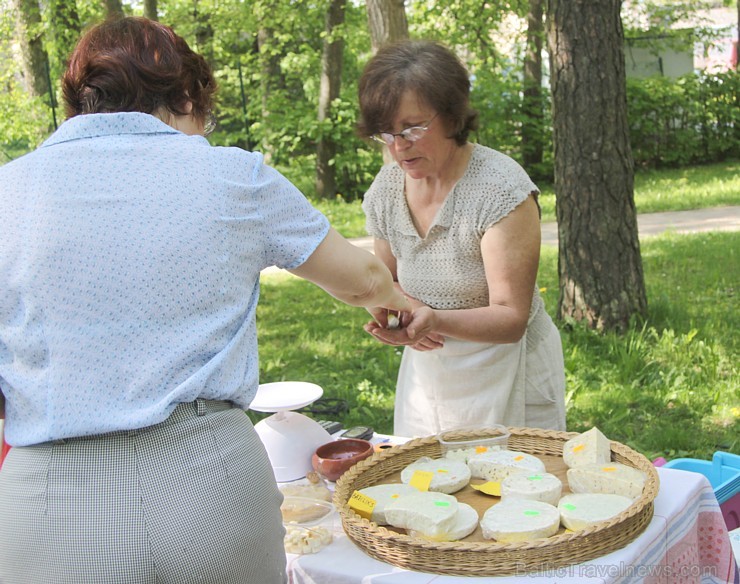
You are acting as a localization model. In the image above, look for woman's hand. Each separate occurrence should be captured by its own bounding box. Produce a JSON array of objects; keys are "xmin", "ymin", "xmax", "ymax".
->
[{"xmin": 364, "ymin": 305, "xmax": 444, "ymax": 350}]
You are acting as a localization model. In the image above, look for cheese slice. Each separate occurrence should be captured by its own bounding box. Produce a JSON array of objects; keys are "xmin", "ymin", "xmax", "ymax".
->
[
  {"xmin": 501, "ymin": 472, "xmax": 562, "ymax": 506},
  {"xmin": 356, "ymin": 483, "xmax": 419, "ymax": 525},
  {"xmin": 563, "ymin": 427, "xmax": 612, "ymax": 468},
  {"xmin": 558, "ymin": 493, "xmax": 633, "ymax": 530},
  {"xmin": 400, "ymin": 456, "xmax": 471, "ymax": 494},
  {"xmin": 567, "ymin": 462, "xmax": 647, "ymax": 499},
  {"xmin": 467, "ymin": 450, "xmax": 546, "ymax": 482},
  {"xmin": 408, "ymin": 502, "xmax": 479, "ymax": 542},
  {"xmin": 384, "ymin": 491, "xmax": 459, "ymax": 538},
  {"xmin": 481, "ymin": 499, "xmax": 560, "ymax": 543}
]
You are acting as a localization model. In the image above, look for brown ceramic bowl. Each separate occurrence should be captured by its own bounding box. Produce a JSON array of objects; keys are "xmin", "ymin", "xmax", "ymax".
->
[{"xmin": 311, "ymin": 438, "xmax": 374, "ymax": 482}]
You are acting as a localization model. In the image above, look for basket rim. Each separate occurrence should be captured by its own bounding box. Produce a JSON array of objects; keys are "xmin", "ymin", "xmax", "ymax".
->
[{"xmin": 334, "ymin": 427, "xmax": 660, "ymax": 556}]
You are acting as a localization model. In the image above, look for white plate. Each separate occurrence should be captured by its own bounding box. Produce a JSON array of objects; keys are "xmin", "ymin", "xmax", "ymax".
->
[{"xmin": 249, "ymin": 381, "xmax": 324, "ymax": 412}]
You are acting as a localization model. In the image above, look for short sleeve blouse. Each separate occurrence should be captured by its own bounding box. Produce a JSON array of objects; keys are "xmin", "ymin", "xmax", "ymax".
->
[{"xmin": 362, "ymin": 144, "xmax": 539, "ymax": 310}]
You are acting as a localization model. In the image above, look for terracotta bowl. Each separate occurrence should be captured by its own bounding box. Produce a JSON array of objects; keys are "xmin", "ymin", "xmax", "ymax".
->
[{"xmin": 311, "ymin": 438, "xmax": 374, "ymax": 482}]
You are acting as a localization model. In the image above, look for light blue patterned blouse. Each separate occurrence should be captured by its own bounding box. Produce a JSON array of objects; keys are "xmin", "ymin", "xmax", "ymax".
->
[{"xmin": 0, "ymin": 112, "xmax": 330, "ymax": 446}]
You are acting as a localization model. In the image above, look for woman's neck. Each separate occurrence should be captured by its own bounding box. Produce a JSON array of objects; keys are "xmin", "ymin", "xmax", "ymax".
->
[{"xmin": 408, "ymin": 142, "xmax": 473, "ymax": 201}]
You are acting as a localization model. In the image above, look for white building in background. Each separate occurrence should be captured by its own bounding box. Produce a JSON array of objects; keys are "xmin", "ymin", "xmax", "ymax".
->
[{"xmin": 624, "ymin": 4, "xmax": 737, "ymax": 79}]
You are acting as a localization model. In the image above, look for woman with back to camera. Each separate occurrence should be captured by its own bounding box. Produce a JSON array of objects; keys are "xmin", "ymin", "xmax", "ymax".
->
[
  {"xmin": 358, "ymin": 40, "xmax": 566, "ymax": 437},
  {"xmin": 0, "ymin": 17, "xmax": 410, "ymax": 584}
]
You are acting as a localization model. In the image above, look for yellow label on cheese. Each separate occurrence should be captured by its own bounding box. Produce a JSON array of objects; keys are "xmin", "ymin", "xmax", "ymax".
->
[
  {"xmin": 348, "ymin": 490, "xmax": 376, "ymax": 520},
  {"xmin": 475, "ymin": 445, "xmax": 488, "ymax": 454},
  {"xmin": 471, "ymin": 481, "xmax": 502, "ymax": 496},
  {"xmin": 409, "ymin": 470, "xmax": 434, "ymax": 491},
  {"xmin": 572, "ymin": 444, "xmax": 585, "ymax": 452},
  {"xmin": 602, "ymin": 466, "xmax": 617, "ymax": 472}
]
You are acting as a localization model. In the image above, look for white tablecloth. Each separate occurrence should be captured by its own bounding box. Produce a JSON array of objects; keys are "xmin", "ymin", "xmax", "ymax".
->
[{"xmin": 286, "ymin": 467, "xmax": 738, "ymax": 583}]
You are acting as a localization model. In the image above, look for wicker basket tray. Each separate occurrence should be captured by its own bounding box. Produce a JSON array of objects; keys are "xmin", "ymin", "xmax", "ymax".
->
[{"xmin": 333, "ymin": 427, "xmax": 660, "ymax": 577}]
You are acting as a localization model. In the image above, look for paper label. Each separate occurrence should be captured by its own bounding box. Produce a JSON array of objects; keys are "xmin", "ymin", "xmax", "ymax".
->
[
  {"xmin": 409, "ymin": 470, "xmax": 434, "ymax": 491},
  {"xmin": 470, "ymin": 481, "xmax": 502, "ymax": 496},
  {"xmin": 348, "ymin": 491, "xmax": 376, "ymax": 520}
]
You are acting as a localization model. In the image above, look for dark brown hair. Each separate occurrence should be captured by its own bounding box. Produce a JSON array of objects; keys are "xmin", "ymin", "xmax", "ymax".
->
[
  {"xmin": 357, "ymin": 40, "xmax": 478, "ymax": 146},
  {"xmin": 62, "ymin": 17, "xmax": 216, "ymax": 121}
]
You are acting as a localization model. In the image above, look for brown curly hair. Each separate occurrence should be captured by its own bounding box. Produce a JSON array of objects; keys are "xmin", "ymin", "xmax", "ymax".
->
[
  {"xmin": 62, "ymin": 17, "xmax": 216, "ymax": 122},
  {"xmin": 358, "ymin": 40, "xmax": 478, "ymax": 146}
]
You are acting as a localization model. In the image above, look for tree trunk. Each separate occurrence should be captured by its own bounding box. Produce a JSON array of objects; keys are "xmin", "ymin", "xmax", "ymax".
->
[
  {"xmin": 547, "ymin": 0, "xmax": 647, "ymax": 332},
  {"xmin": 316, "ymin": 0, "xmax": 346, "ymax": 200},
  {"xmin": 104, "ymin": 0, "xmax": 124, "ymax": 18},
  {"xmin": 521, "ymin": 0, "xmax": 545, "ymax": 175},
  {"xmin": 257, "ymin": 26, "xmax": 282, "ymax": 163},
  {"xmin": 49, "ymin": 0, "xmax": 81, "ymax": 70},
  {"xmin": 144, "ymin": 0, "xmax": 158, "ymax": 21},
  {"xmin": 13, "ymin": 0, "xmax": 50, "ymax": 99},
  {"xmin": 366, "ymin": 0, "xmax": 408, "ymax": 53}
]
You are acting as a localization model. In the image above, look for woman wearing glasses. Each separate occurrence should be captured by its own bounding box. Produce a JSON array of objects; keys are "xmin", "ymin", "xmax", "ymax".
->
[
  {"xmin": 0, "ymin": 17, "xmax": 410, "ymax": 584},
  {"xmin": 358, "ymin": 40, "xmax": 566, "ymax": 437}
]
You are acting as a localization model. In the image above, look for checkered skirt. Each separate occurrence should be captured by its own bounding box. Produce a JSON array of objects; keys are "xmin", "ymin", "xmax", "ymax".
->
[{"xmin": 0, "ymin": 400, "xmax": 287, "ymax": 583}]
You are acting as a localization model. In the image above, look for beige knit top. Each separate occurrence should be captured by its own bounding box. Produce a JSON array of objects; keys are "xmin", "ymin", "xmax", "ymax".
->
[{"xmin": 363, "ymin": 143, "xmax": 542, "ymax": 312}]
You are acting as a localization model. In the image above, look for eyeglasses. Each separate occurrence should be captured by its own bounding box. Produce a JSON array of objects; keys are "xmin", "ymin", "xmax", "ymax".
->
[
  {"xmin": 371, "ymin": 114, "xmax": 438, "ymax": 146},
  {"xmin": 203, "ymin": 110, "xmax": 217, "ymax": 136}
]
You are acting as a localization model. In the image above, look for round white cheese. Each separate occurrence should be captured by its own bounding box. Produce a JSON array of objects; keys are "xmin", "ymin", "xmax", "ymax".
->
[
  {"xmin": 400, "ymin": 456, "xmax": 471, "ymax": 494},
  {"xmin": 356, "ymin": 483, "xmax": 419, "ymax": 525},
  {"xmin": 467, "ymin": 450, "xmax": 546, "ymax": 482},
  {"xmin": 481, "ymin": 499, "xmax": 560, "ymax": 543},
  {"xmin": 501, "ymin": 472, "xmax": 563, "ymax": 506},
  {"xmin": 384, "ymin": 491, "xmax": 459, "ymax": 538},
  {"xmin": 558, "ymin": 493, "xmax": 633, "ymax": 530},
  {"xmin": 567, "ymin": 462, "xmax": 647, "ymax": 499},
  {"xmin": 408, "ymin": 502, "xmax": 479, "ymax": 542}
]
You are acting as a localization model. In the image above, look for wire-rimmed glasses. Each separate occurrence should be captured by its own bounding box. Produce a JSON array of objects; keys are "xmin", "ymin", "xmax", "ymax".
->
[{"xmin": 371, "ymin": 113, "xmax": 438, "ymax": 146}]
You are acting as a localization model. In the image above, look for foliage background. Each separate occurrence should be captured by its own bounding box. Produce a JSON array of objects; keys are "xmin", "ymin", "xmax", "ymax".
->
[{"xmin": 2, "ymin": 0, "xmax": 738, "ymax": 192}]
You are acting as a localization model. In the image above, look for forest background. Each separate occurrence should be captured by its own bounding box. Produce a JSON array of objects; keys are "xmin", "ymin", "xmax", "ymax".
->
[
  {"xmin": 1, "ymin": 0, "xmax": 738, "ymax": 459},
  {"xmin": 2, "ymin": 0, "xmax": 738, "ymax": 191}
]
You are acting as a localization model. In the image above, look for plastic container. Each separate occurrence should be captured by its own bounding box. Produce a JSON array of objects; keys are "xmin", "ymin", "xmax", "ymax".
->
[
  {"xmin": 437, "ymin": 425, "xmax": 510, "ymax": 461},
  {"xmin": 281, "ymin": 496, "xmax": 336, "ymax": 554},
  {"xmin": 663, "ymin": 451, "xmax": 740, "ymax": 531}
]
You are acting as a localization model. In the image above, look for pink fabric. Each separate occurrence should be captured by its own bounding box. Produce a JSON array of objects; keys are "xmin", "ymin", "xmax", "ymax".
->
[
  {"xmin": 645, "ymin": 496, "xmax": 738, "ymax": 583},
  {"xmin": 0, "ymin": 437, "xmax": 9, "ymax": 469}
]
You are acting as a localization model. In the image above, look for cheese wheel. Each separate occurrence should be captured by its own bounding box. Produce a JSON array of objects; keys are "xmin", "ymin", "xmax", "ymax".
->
[
  {"xmin": 443, "ymin": 445, "xmax": 505, "ymax": 464},
  {"xmin": 481, "ymin": 500, "xmax": 560, "ymax": 543},
  {"xmin": 384, "ymin": 491, "xmax": 459, "ymax": 538},
  {"xmin": 356, "ymin": 483, "xmax": 419, "ymax": 525},
  {"xmin": 400, "ymin": 456, "xmax": 471, "ymax": 494},
  {"xmin": 468, "ymin": 450, "xmax": 546, "ymax": 482},
  {"xmin": 409, "ymin": 502, "xmax": 479, "ymax": 542},
  {"xmin": 558, "ymin": 493, "xmax": 633, "ymax": 530},
  {"xmin": 567, "ymin": 462, "xmax": 647, "ymax": 499},
  {"xmin": 501, "ymin": 472, "xmax": 562, "ymax": 506},
  {"xmin": 563, "ymin": 427, "xmax": 611, "ymax": 468}
]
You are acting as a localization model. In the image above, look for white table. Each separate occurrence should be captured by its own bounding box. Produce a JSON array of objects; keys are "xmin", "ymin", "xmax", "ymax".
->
[{"xmin": 286, "ymin": 467, "xmax": 739, "ymax": 583}]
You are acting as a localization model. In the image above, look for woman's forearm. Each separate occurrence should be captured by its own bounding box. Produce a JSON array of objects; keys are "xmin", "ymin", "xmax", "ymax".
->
[{"xmin": 289, "ymin": 228, "xmax": 410, "ymax": 312}]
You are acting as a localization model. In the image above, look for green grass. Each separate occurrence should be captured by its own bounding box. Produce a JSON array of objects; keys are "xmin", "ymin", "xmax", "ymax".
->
[
  {"xmin": 312, "ymin": 160, "xmax": 740, "ymax": 235},
  {"xmin": 256, "ymin": 230, "xmax": 739, "ymax": 462}
]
